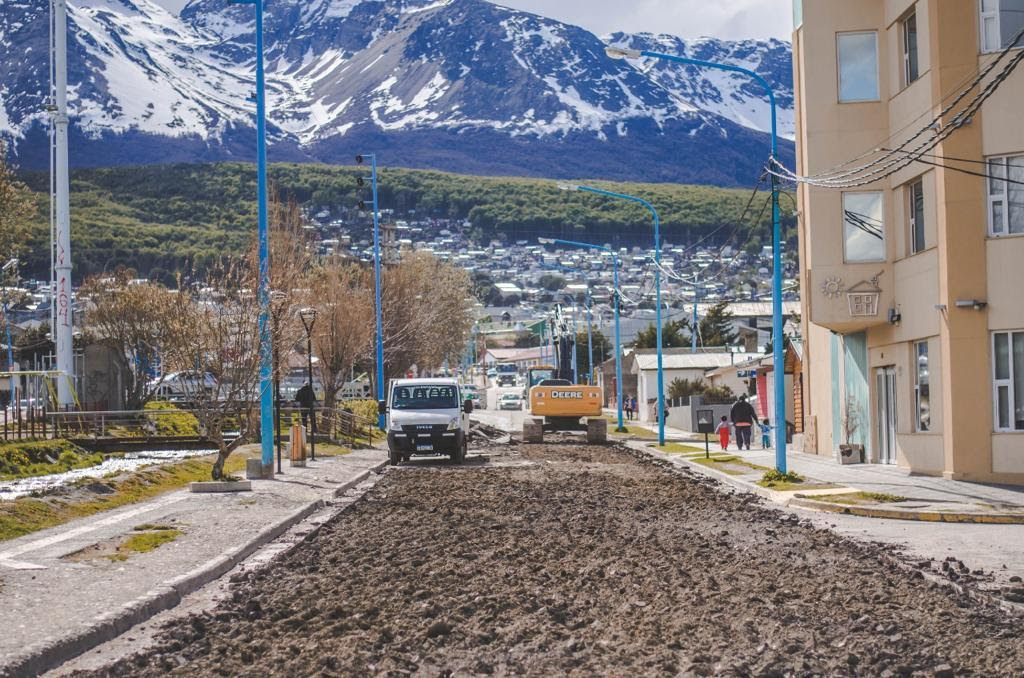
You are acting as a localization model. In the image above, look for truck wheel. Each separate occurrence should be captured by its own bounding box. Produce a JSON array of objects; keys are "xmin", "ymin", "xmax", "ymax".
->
[
  {"xmin": 388, "ymin": 445, "xmax": 401, "ymax": 466},
  {"xmin": 452, "ymin": 436, "xmax": 466, "ymax": 465}
]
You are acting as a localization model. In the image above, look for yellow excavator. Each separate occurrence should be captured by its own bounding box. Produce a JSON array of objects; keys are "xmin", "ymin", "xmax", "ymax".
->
[{"xmin": 526, "ymin": 305, "xmax": 603, "ymax": 433}]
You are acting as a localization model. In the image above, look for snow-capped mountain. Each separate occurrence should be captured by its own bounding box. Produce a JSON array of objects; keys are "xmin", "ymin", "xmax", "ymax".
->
[{"xmin": 0, "ymin": 0, "xmax": 794, "ymax": 186}]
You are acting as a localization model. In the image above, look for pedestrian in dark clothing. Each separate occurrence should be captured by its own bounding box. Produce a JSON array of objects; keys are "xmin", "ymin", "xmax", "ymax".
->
[
  {"xmin": 295, "ymin": 382, "xmax": 317, "ymax": 432},
  {"xmin": 730, "ymin": 394, "xmax": 757, "ymax": 451}
]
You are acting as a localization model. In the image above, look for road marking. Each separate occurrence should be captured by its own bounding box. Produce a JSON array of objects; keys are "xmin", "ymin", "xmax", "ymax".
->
[{"xmin": 0, "ymin": 492, "xmax": 190, "ymax": 568}]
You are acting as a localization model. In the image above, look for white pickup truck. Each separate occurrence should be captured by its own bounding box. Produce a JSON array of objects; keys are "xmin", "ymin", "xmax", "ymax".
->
[{"xmin": 380, "ymin": 378, "xmax": 473, "ymax": 465}]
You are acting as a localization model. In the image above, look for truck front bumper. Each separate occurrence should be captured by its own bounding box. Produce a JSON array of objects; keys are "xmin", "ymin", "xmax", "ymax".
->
[{"xmin": 387, "ymin": 429, "xmax": 462, "ymax": 455}]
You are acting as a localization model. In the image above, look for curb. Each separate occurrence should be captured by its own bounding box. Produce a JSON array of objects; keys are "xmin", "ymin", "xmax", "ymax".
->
[
  {"xmin": 0, "ymin": 464, "xmax": 385, "ymax": 678},
  {"xmin": 631, "ymin": 442, "xmax": 1024, "ymax": 525},
  {"xmin": 788, "ymin": 497, "xmax": 1024, "ymax": 524}
]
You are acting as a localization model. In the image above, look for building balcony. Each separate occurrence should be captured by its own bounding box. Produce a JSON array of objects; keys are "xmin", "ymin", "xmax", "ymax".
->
[{"xmin": 807, "ymin": 264, "xmax": 894, "ymax": 333}]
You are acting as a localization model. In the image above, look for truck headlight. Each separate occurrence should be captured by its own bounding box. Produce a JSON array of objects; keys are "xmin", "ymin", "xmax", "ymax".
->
[
  {"xmin": 446, "ymin": 418, "xmax": 459, "ymax": 431},
  {"xmin": 389, "ymin": 420, "xmax": 403, "ymax": 432}
]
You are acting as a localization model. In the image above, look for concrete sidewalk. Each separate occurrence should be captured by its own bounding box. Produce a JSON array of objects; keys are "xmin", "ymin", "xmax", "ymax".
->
[
  {"xmin": 615, "ymin": 412, "xmax": 1024, "ymax": 523},
  {"xmin": 0, "ymin": 447, "xmax": 386, "ymax": 676}
]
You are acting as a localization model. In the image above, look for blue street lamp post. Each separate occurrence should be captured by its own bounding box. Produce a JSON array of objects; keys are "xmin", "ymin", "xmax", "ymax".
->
[
  {"xmin": 539, "ymin": 237, "xmax": 625, "ymax": 432},
  {"xmin": 231, "ymin": 0, "xmax": 274, "ymax": 474},
  {"xmin": 606, "ymin": 46, "xmax": 787, "ymax": 471},
  {"xmin": 586, "ymin": 287, "xmax": 594, "ymax": 385},
  {"xmin": 559, "ymin": 184, "xmax": 665, "ymax": 445},
  {"xmin": 357, "ymin": 154, "xmax": 385, "ymax": 430}
]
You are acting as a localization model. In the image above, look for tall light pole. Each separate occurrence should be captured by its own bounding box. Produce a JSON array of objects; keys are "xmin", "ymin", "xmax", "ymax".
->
[
  {"xmin": 558, "ymin": 183, "xmax": 665, "ymax": 445},
  {"xmin": 356, "ymin": 154, "xmax": 385, "ymax": 430},
  {"xmin": 298, "ymin": 307, "xmax": 317, "ymax": 462},
  {"xmin": 606, "ymin": 44, "xmax": 787, "ymax": 470},
  {"xmin": 50, "ymin": 0, "xmax": 73, "ymax": 407},
  {"xmin": 231, "ymin": 0, "xmax": 274, "ymax": 474},
  {"xmin": 539, "ymin": 237, "xmax": 625, "ymax": 432}
]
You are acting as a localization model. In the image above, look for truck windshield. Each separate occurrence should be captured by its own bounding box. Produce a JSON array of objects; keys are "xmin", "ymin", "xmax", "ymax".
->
[
  {"xmin": 391, "ymin": 385, "xmax": 459, "ymax": 410},
  {"xmin": 496, "ymin": 364, "xmax": 517, "ymax": 373}
]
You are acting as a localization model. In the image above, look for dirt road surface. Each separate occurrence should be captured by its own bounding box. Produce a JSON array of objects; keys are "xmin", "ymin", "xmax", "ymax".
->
[{"xmin": 74, "ymin": 437, "xmax": 1024, "ymax": 676}]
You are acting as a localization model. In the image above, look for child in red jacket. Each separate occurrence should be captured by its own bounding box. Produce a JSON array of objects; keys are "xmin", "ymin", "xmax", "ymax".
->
[{"xmin": 716, "ymin": 415, "xmax": 731, "ymax": 450}]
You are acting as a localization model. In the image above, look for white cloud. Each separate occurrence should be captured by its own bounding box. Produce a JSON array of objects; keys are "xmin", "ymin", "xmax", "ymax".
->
[
  {"xmin": 489, "ymin": 0, "xmax": 793, "ymax": 41},
  {"xmin": 152, "ymin": 0, "xmax": 793, "ymax": 41}
]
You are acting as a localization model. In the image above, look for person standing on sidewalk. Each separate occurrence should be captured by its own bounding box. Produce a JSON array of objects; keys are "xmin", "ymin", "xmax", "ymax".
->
[
  {"xmin": 730, "ymin": 394, "xmax": 757, "ymax": 451},
  {"xmin": 759, "ymin": 418, "xmax": 772, "ymax": 449},
  {"xmin": 295, "ymin": 381, "xmax": 317, "ymax": 433},
  {"xmin": 716, "ymin": 415, "xmax": 731, "ymax": 450}
]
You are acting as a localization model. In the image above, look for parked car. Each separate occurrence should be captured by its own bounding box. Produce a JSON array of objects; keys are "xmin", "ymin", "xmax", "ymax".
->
[
  {"xmin": 462, "ymin": 384, "xmax": 487, "ymax": 409},
  {"xmin": 381, "ymin": 378, "xmax": 473, "ymax": 465},
  {"xmin": 499, "ymin": 392, "xmax": 523, "ymax": 411}
]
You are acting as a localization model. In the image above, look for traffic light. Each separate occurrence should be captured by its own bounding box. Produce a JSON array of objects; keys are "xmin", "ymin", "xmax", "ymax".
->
[
  {"xmin": 358, "ymin": 200, "xmax": 367, "ymax": 210},
  {"xmin": 356, "ymin": 176, "xmax": 365, "ymax": 187},
  {"xmin": 355, "ymin": 154, "xmax": 364, "ymax": 165}
]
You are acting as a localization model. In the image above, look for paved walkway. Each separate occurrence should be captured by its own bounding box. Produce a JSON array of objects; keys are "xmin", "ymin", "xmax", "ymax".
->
[
  {"xmin": 0, "ymin": 447, "xmax": 386, "ymax": 676},
  {"xmin": 612, "ymin": 411, "xmax": 1024, "ymax": 518}
]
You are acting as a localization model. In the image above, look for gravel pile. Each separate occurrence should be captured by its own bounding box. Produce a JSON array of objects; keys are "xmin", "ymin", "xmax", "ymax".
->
[{"xmin": 79, "ymin": 439, "xmax": 1024, "ymax": 676}]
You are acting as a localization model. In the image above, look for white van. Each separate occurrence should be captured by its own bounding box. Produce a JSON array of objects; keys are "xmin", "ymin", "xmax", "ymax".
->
[{"xmin": 380, "ymin": 378, "xmax": 473, "ymax": 465}]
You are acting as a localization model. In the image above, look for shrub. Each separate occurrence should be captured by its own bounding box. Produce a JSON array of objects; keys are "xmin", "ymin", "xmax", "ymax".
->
[
  {"xmin": 343, "ymin": 399, "xmax": 380, "ymax": 424},
  {"xmin": 57, "ymin": 450, "xmax": 80, "ymax": 469},
  {"xmin": 761, "ymin": 469, "xmax": 804, "ymax": 484},
  {"xmin": 144, "ymin": 401, "xmax": 200, "ymax": 437}
]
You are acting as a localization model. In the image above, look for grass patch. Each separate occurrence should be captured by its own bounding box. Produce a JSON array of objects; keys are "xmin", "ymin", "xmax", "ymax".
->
[
  {"xmin": 0, "ymin": 440, "xmax": 104, "ymax": 481},
  {"xmin": 686, "ymin": 455, "xmax": 772, "ymax": 476},
  {"xmin": 653, "ymin": 443, "xmax": 704, "ymax": 454},
  {"xmin": 818, "ymin": 491, "xmax": 908, "ymax": 505},
  {"xmin": 107, "ymin": 528, "xmax": 182, "ymax": 562},
  {"xmin": 0, "ymin": 450, "xmax": 253, "ymax": 543},
  {"xmin": 606, "ymin": 418, "xmax": 658, "ymax": 439},
  {"xmin": 757, "ymin": 470, "xmax": 840, "ymax": 492},
  {"xmin": 310, "ymin": 443, "xmax": 352, "ymax": 458}
]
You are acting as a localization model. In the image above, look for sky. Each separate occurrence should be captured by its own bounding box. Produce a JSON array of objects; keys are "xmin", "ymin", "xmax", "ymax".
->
[{"xmin": 153, "ymin": 0, "xmax": 793, "ymax": 41}]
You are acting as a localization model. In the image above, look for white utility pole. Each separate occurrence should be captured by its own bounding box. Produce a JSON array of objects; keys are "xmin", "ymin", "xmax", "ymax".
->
[{"xmin": 51, "ymin": 0, "xmax": 74, "ymax": 406}]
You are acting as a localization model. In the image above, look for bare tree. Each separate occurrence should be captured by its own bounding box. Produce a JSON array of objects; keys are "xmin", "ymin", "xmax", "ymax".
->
[
  {"xmin": 0, "ymin": 141, "xmax": 34, "ymax": 266},
  {"xmin": 380, "ymin": 251, "xmax": 475, "ymax": 379},
  {"xmin": 164, "ymin": 261, "xmax": 264, "ymax": 480},
  {"xmin": 80, "ymin": 272, "xmax": 181, "ymax": 409},
  {"xmin": 309, "ymin": 263, "xmax": 375, "ymax": 411}
]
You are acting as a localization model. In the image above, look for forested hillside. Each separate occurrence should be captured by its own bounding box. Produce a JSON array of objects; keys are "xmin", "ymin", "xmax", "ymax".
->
[{"xmin": 19, "ymin": 163, "xmax": 793, "ymax": 280}]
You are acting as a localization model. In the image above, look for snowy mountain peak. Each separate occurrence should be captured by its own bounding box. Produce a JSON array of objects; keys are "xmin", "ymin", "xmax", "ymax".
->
[{"xmin": 0, "ymin": 0, "xmax": 794, "ymax": 185}]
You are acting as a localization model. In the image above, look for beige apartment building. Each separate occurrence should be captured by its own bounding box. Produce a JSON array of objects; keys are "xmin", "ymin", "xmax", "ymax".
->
[{"xmin": 792, "ymin": 0, "xmax": 1024, "ymax": 483}]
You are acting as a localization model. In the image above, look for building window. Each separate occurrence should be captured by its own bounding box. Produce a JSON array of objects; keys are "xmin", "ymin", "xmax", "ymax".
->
[
  {"xmin": 987, "ymin": 155, "xmax": 1024, "ymax": 235},
  {"xmin": 994, "ymin": 331, "xmax": 1024, "ymax": 431},
  {"xmin": 793, "ymin": 0, "xmax": 803, "ymax": 29},
  {"xmin": 902, "ymin": 11, "xmax": 920, "ymax": 85},
  {"xmin": 837, "ymin": 31, "xmax": 880, "ymax": 102},
  {"xmin": 843, "ymin": 192, "xmax": 885, "ymax": 262},
  {"xmin": 909, "ymin": 180, "xmax": 925, "ymax": 253},
  {"xmin": 980, "ymin": 0, "xmax": 1024, "ymax": 53},
  {"xmin": 914, "ymin": 340, "xmax": 930, "ymax": 432}
]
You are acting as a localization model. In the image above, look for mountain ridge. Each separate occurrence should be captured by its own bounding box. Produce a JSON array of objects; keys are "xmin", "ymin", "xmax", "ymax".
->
[{"xmin": 0, "ymin": 0, "xmax": 794, "ymax": 185}]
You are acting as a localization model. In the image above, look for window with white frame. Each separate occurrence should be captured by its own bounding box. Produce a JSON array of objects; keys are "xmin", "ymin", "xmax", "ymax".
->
[
  {"xmin": 980, "ymin": 0, "xmax": 1024, "ymax": 53},
  {"xmin": 993, "ymin": 331, "xmax": 1024, "ymax": 431},
  {"xmin": 843, "ymin": 192, "xmax": 886, "ymax": 262},
  {"xmin": 902, "ymin": 11, "xmax": 920, "ymax": 85},
  {"xmin": 909, "ymin": 179, "xmax": 925, "ymax": 253},
  {"xmin": 914, "ymin": 340, "xmax": 930, "ymax": 432},
  {"xmin": 987, "ymin": 155, "xmax": 1024, "ymax": 235},
  {"xmin": 837, "ymin": 31, "xmax": 880, "ymax": 102}
]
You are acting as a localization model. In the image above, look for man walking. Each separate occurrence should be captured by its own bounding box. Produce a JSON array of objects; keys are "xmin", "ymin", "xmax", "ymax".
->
[
  {"xmin": 730, "ymin": 394, "xmax": 757, "ymax": 451},
  {"xmin": 295, "ymin": 381, "xmax": 317, "ymax": 433}
]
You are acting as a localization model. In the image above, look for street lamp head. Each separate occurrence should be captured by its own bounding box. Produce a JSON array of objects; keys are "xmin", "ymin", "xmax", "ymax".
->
[
  {"xmin": 556, "ymin": 182, "xmax": 580, "ymax": 192},
  {"xmin": 298, "ymin": 307, "xmax": 318, "ymax": 333},
  {"xmin": 355, "ymin": 154, "xmax": 364, "ymax": 164},
  {"xmin": 537, "ymin": 237, "xmax": 555, "ymax": 245},
  {"xmin": 605, "ymin": 46, "xmax": 642, "ymax": 60}
]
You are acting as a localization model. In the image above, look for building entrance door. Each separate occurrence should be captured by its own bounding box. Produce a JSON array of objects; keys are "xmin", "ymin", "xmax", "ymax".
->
[{"xmin": 875, "ymin": 366, "xmax": 897, "ymax": 464}]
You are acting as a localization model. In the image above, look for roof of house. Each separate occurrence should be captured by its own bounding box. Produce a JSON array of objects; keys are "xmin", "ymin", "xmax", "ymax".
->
[{"xmin": 630, "ymin": 350, "xmax": 764, "ymax": 372}]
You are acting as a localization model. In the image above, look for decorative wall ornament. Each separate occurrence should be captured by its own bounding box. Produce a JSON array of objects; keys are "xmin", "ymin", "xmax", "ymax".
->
[
  {"xmin": 821, "ymin": 276, "xmax": 844, "ymax": 299},
  {"xmin": 847, "ymin": 271, "xmax": 884, "ymax": 317}
]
